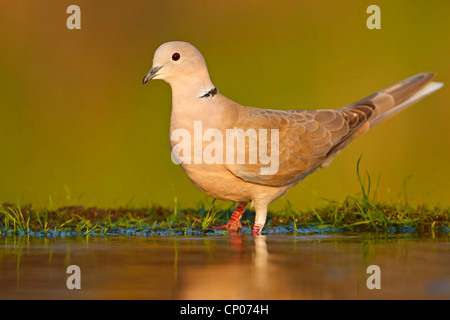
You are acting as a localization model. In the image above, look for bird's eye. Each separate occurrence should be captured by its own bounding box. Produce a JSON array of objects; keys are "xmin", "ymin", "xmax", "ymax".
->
[{"xmin": 172, "ymin": 52, "xmax": 181, "ymax": 61}]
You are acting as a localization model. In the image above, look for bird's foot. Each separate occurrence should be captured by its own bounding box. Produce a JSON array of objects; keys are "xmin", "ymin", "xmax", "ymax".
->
[
  {"xmin": 213, "ymin": 202, "xmax": 247, "ymax": 232},
  {"xmin": 251, "ymin": 224, "xmax": 262, "ymax": 236},
  {"xmin": 213, "ymin": 220, "xmax": 243, "ymax": 231}
]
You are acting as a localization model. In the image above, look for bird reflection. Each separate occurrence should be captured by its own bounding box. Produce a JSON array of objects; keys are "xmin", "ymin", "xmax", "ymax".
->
[
  {"xmin": 176, "ymin": 234, "xmax": 271, "ymax": 299},
  {"xmin": 253, "ymin": 236, "xmax": 269, "ymax": 297}
]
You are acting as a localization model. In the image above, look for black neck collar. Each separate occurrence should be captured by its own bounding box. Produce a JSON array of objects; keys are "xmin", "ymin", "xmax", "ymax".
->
[{"xmin": 200, "ymin": 87, "xmax": 218, "ymax": 98}]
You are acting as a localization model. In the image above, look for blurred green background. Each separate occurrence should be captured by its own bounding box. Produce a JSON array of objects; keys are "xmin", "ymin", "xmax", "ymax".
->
[{"xmin": 0, "ymin": 0, "xmax": 449, "ymax": 210}]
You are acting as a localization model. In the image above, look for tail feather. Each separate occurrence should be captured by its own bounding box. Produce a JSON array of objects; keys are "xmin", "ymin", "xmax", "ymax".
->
[
  {"xmin": 370, "ymin": 80, "xmax": 443, "ymax": 127},
  {"xmin": 327, "ymin": 73, "xmax": 443, "ymax": 159},
  {"xmin": 343, "ymin": 72, "xmax": 443, "ymax": 127},
  {"xmin": 379, "ymin": 72, "xmax": 436, "ymax": 106}
]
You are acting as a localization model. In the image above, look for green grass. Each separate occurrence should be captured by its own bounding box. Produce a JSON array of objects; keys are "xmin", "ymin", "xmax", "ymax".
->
[{"xmin": 1, "ymin": 159, "xmax": 449, "ymax": 237}]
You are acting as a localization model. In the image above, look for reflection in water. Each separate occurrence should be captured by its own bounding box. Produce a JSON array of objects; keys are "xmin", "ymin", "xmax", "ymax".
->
[
  {"xmin": 0, "ymin": 234, "xmax": 449, "ymax": 299},
  {"xmin": 254, "ymin": 236, "xmax": 268, "ymax": 298},
  {"xmin": 175, "ymin": 235, "xmax": 271, "ymax": 299}
]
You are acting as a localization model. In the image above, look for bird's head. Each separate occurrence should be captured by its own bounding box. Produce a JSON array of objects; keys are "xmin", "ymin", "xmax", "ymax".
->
[{"xmin": 142, "ymin": 41, "xmax": 213, "ymax": 92}]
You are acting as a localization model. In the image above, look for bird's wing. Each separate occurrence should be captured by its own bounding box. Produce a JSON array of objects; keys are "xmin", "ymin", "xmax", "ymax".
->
[
  {"xmin": 222, "ymin": 73, "xmax": 440, "ymax": 187},
  {"xmin": 223, "ymin": 106, "xmax": 373, "ymax": 187}
]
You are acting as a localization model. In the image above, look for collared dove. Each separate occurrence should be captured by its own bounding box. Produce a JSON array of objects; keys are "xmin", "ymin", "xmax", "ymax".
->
[{"xmin": 143, "ymin": 41, "xmax": 443, "ymax": 235}]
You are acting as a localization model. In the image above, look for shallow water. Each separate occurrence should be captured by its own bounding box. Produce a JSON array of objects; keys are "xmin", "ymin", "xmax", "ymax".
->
[{"xmin": 0, "ymin": 233, "xmax": 449, "ymax": 299}]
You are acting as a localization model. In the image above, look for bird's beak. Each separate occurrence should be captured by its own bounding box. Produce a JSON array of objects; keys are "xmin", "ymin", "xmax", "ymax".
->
[{"xmin": 142, "ymin": 66, "xmax": 162, "ymax": 84}]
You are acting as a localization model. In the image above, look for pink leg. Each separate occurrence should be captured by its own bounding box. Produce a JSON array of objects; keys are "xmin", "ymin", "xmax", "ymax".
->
[
  {"xmin": 251, "ymin": 224, "xmax": 263, "ymax": 236},
  {"xmin": 251, "ymin": 202, "xmax": 268, "ymax": 236},
  {"xmin": 214, "ymin": 202, "xmax": 247, "ymax": 231}
]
